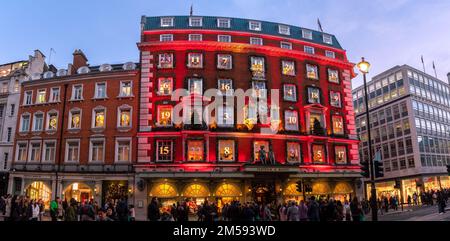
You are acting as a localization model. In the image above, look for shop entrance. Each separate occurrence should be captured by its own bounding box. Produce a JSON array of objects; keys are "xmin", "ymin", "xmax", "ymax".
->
[
  {"xmin": 215, "ymin": 183, "xmax": 242, "ymax": 211},
  {"xmin": 25, "ymin": 181, "xmax": 52, "ymax": 208},
  {"xmin": 63, "ymin": 183, "xmax": 93, "ymax": 203},
  {"xmin": 183, "ymin": 183, "xmax": 210, "ymax": 215}
]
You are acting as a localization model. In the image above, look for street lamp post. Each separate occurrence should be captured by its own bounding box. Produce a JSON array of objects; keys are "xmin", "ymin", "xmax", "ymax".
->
[{"xmin": 357, "ymin": 57, "xmax": 378, "ymax": 221}]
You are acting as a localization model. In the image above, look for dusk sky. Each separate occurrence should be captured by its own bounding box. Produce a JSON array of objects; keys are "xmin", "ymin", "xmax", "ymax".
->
[{"xmin": 1, "ymin": 0, "xmax": 449, "ymax": 88}]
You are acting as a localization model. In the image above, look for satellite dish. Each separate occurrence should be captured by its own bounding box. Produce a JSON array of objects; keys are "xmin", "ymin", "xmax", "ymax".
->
[
  {"xmin": 77, "ymin": 66, "xmax": 90, "ymax": 74},
  {"xmin": 31, "ymin": 73, "xmax": 41, "ymax": 80},
  {"xmin": 43, "ymin": 71, "xmax": 55, "ymax": 79},
  {"xmin": 99, "ymin": 64, "xmax": 112, "ymax": 72},
  {"xmin": 56, "ymin": 69, "xmax": 68, "ymax": 77},
  {"xmin": 123, "ymin": 62, "xmax": 136, "ymax": 70}
]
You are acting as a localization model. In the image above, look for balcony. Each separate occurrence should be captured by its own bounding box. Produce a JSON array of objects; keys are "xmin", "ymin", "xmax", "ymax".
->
[{"xmin": 11, "ymin": 163, "xmax": 134, "ymax": 173}]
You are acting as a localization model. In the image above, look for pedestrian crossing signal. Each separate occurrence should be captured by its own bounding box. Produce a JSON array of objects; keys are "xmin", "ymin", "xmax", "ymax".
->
[
  {"xmin": 361, "ymin": 161, "xmax": 370, "ymax": 178},
  {"xmin": 296, "ymin": 181, "xmax": 302, "ymax": 193}
]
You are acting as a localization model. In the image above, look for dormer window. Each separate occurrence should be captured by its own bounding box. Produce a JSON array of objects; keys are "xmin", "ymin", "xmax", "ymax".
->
[
  {"xmin": 323, "ymin": 34, "xmax": 333, "ymax": 44},
  {"xmin": 302, "ymin": 29, "xmax": 313, "ymax": 40},
  {"xmin": 217, "ymin": 18, "xmax": 231, "ymax": 28},
  {"xmin": 278, "ymin": 25, "xmax": 290, "ymax": 35},
  {"xmin": 249, "ymin": 21, "xmax": 262, "ymax": 31},
  {"xmin": 189, "ymin": 17, "xmax": 203, "ymax": 27},
  {"xmin": 160, "ymin": 17, "xmax": 174, "ymax": 27}
]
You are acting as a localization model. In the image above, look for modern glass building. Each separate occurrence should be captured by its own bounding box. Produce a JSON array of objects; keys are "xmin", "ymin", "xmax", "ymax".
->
[{"xmin": 353, "ymin": 65, "xmax": 450, "ymax": 203}]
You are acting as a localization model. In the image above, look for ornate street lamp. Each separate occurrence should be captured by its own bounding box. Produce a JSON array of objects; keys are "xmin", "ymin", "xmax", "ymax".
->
[{"xmin": 357, "ymin": 57, "xmax": 378, "ymax": 221}]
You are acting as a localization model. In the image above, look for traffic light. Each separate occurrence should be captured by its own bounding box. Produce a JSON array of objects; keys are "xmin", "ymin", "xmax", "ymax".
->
[
  {"xmin": 361, "ymin": 161, "xmax": 370, "ymax": 178},
  {"xmin": 304, "ymin": 184, "xmax": 313, "ymax": 193},
  {"xmin": 374, "ymin": 160, "xmax": 384, "ymax": 178},
  {"xmin": 296, "ymin": 181, "xmax": 302, "ymax": 193},
  {"xmin": 447, "ymin": 165, "xmax": 450, "ymax": 176}
]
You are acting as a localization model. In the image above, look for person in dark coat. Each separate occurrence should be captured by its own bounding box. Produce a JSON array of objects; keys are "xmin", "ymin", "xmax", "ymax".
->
[
  {"xmin": 350, "ymin": 197, "xmax": 361, "ymax": 222},
  {"xmin": 307, "ymin": 196, "xmax": 320, "ymax": 221},
  {"xmin": 116, "ymin": 198, "xmax": 129, "ymax": 222},
  {"xmin": 147, "ymin": 197, "xmax": 160, "ymax": 221}
]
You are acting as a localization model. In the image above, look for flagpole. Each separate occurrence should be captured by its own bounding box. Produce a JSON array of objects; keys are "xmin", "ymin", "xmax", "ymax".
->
[
  {"xmin": 433, "ymin": 61, "xmax": 437, "ymax": 78},
  {"xmin": 421, "ymin": 56, "xmax": 426, "ymax": 73}
]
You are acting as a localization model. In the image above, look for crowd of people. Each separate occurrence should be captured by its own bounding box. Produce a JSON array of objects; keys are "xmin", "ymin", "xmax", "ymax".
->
[
  {"xmin": 0, "ymin": 195, "xmax": 135, "ymax": 221},
  {"xmin": 0, "ymin": 189, "xmax": 448, "ymax": 221}
]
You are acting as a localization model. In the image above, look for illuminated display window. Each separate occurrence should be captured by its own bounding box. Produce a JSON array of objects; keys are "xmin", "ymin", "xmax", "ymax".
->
[
  {"xmin": 187, "ymin": 53, "xmax": 203, "ymax": 68},
  {"xmin": 250, "ymin": 57, "xmax": 265, "ymax": 80},
  {"xmin": 217, "ymin": 106, "xmax": 234, "ymax": 127},
  {"xmin": 286, "ymin": 142, "xmax": 301, "ymax": 164},
  {"xmin": 306, "ymin": 64, "xmax": 319, "ymax": 80},
  {"xmin": 120, "ymin": 81, "xmax": 132, "ymax": 97},
  {"xmin": 92, "ymin": 108, "xmax": 105, "ymax": 129},
  {"xmin": 335, "ymin": 146, "xmax": 348, "ymax": 164},
  {"xmin": 284, "ymin": 110, "xmax": 299, "ymax": 131},
  {"xmin": 156, "ymin": 140, "xmax": 173, "ymax": 162},
  {"xmin": 47, "ymin": 112, "xmax": 58, "ymax": 131},
  {"xmin": 36, "ymin": 89, "xmax": 46, "ymax": 104},
  {"xmin": 252, "ymin": 81, "xmax": 266, "ymax": 99},
  {"xmin": 157, "ymin": 106, "xmax": 173, "ymax": 127},
  {"xmin": 158, "ymin": 53, "xmax": 174, "ymax": 69},
  {"xmin": 157, "ymin": 78, "xmax": 173, "ymax": 96},
  {"xmin": 217, "ymin": 54, "xmax": 232, "ymax": 70},
  {"xmin": 253, "ymin": 141, "xmax": 269, "ymax": 162},
  {"xmin": 328, "ymin": 69, "xmax": 340, "ymax": 84},
  {"xmin": 118, "ymin": 107, "xmax": 131, "ymax": 128},
  {"xmin": 283, "ymin": 84, "xmax": 297, "ymax": 102},
  {"xmin": 312, "ymin": 144, "xmax": 326, "ymax": 163},
  {"xmin": 187, "ymin": 140, "xmax": 204, "ymax": 161},
  {"xmin": 69, "ymin": 109, "xmax": 81, "ymax": 129},
  {"xmin": 281, "ymin": 60, "xmax": 295, "ymax": 76},
  {"xmin": 330, "ymin": 91, "xmax": 342, "ymax": 108},
  {"xmin": 307, "ymin": 87, "xmax": 321, "ymax": 104},
  {"xmin": 218, "ymin": 79, "xmax": 233, "ymax": 96},
  {"xmin": 332, "ymin": 115, "xmax": 345, "ymax": 135},
  {"xmin": 218, "ymin": 140, "xmax": 235, "ymax": 162},
  {"xmin": 188, "ymin": 78, "xmax": 203, "ymax": 95},
  {"xmin": 310, "ymin": 112, "xmax": 324, "ymax": 134}
]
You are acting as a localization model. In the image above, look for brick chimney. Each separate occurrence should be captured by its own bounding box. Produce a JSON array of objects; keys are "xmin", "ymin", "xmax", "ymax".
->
[{"xmin": 71, "ymin": 49, "xmax": 88, "ymax": 74}]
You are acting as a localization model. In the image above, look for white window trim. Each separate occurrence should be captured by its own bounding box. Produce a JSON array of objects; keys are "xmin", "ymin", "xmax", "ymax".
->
[
  {"xmin": 156, "ymin": 105, "xmax": 173, "ymax": 127},
  {"xmin": 36, "ymin": 89, "xmax": 46, "ymax": 104},
  {"xmin": 117, "ymin": 104, "xmax": 133, "ymax": 128},
  {"xmin": 217, "ymin": 79, "xmax": 234, "ymax": 96},
  {"xmin": 119, "ymin": 80, "xmax": 133, "ymax": 97},
  {"xmin": 302, "ymin": 29, "xmax": 313, "ymax": 40},
  {"xmin": 49, "ymin": 87, "xmax": 61, "ymax": 102},
  {"xmin": 284, "ymin": 110, "xmax": 299, "ymax": 131},
  {"xmin": 71, "ymin": 84, "xmax": 83, "ymax": 101},
  {"xmin": 65, "ymin": 139, "xmax": 80, "ymax": 163},
  {"xmin": 158, "ymin": 53, "xmax": 174, "ymax": 69},
  {"xmin": 249, "ymin": 21, "xmax": 262, "ymax": 31},
  {"xmin": 15, "ymin": 141, "xmax": 28, "ymax": 163},
  {"xmin": 323, "ymin": 34, "xmax": 333, "ymax": 44},
  {"xmin": 278, "ymin": 25, "xmax": 290, "ymax": 35},
  {"xmin": 217, "ymin": 54, "xmax": 233, "ymax": 70},
  {"xmin": 46, "ymin": 110, "xmax": 59, "ymax": 131},
  {"xmin": 28, "ymin": 141, "xmax": 41, "ymax": 163},
  {"xmin": 160, "ymin": 34, "xmax": 174, "ymax": 42},
  {"xmin": 218, "ymin": 140, "xmax": 236, "ymax": 162},
  {"xmin": 189, "ymin": 17, "xmax": 203, "ymax": 27},
  {"xmin": 188, "ymin": 34, "xmax": 203, "ymax": 41},
  {"xmin": 250, "ymin": 37, "xmax": 263, "ymax": 46},
  {"xmin": 23, "ymin": 90, "xmax": 33, "ymax": 105},
  {"xmin": 155, "ymin": 140, "xmax": 174, "ymax": 163},
  {"xmin": 42, "ymin": 140, "xmax": 57, "ymax": 163},
  {"xmin": 157, "ymin": 77, "xmax": 173, "ymax": 96},
  {"xmin": 187, "ymin": 53, "xmax": 203, "ymax": 68},
  {"xmin": 32, "ymin": 111, "xmax": 44, "ymax": 132},
  {"xmin": 92, "ymin": 106, "xmax": 106, "ymax": 129},
  {"xmin": 188, "ymin": 78, "xmax": 203, "ymax": 94},
  {"xmin": 160, "ymin": 17, "xmax": 174, "ymax": 27},
  {"xmin": 19, "ymin": 113, "xmax": 31, "ymax": 133},
  {"xmin": 115, "ymin": 137, "xmax": 132, "ymax": 163},
  {"xmin": 88, "ymin": 138, "xmax": 105, "ymax": 163},
  {"xmin": 94, "ymin": 82, "xmax": 108, "ymax": 99},
  {"xmin": 325, "ymin": 50, "xmax": 336, "ymax": 59},
  {"xmin": 217, "ymin": 35, "xmax": 231, "ymax": 43},
  {"xmin": 217, "ymin": 18, "xmax": 231, "ymax": 28},
  {"xmin": 217, "ymin": 105, "xmax": 234, "ymax": 127},
  {"xmin": 304, "ymin": 46, "xmax": 315, "ymax": 54},
  {"xmin": 68, "ymin": 108, "xmax": 82, "ymax": 130},
  {"xmin": 280, "ymin": 42, "xmax": 292, "ymax": 50},
  {"xmin": 283, "ymin": 84, "xmax": 297, "ymax": 102}
]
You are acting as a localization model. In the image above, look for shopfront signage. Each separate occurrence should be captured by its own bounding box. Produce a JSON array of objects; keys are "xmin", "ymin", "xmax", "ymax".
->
[{"xmin": 244, "ymin": 165, "xmax": 299, "ymax": 173}]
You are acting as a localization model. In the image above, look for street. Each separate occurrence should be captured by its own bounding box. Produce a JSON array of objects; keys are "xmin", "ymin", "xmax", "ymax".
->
[{"xmin": 366, "ymin": 205, "xmax": 450, "ymax": 221}]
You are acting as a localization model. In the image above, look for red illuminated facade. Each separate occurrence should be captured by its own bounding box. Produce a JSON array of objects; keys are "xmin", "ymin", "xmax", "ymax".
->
[{"xmin": 133, "ymin": 16, "xmax": 360, "ymax": 220}]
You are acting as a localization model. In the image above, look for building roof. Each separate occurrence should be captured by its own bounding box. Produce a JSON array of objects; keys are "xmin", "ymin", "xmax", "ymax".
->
[{"xmin": 142, "ymin": 15, "xmax": 343, "ymax": 49}]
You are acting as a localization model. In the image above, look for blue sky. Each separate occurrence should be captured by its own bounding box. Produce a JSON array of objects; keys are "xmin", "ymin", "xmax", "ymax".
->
[{"xmin": 1, "ymin": 0, "xmax": 449, "ymax": 88}]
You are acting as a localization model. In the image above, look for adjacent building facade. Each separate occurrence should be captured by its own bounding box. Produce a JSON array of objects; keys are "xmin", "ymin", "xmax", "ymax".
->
[
  {"xmin": 353, "ymin": 65, "xmax": 450, "ymax": 203},
  {"xmin": 133, "ymin": 15, "xmax": 360, "ymax": 220},
  {"xmin": 8, "ymin": 50, "xmax": 139, "ymax": 207},
  {"xmin": 0, "ymin": 50, "xmax": 46, "ymax": 196}
]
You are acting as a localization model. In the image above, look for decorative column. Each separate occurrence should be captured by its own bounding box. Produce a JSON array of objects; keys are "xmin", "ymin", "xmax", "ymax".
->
[
  {"xmin": 138, "ymin": 50, "xmax": 154, "ymax": 163},
  {"xmin": 342, "ymin": 69, "xmax": 359, "ymax": 165}
]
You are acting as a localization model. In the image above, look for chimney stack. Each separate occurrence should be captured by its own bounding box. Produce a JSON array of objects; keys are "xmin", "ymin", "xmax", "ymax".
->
[
  {"xmin": 447, "ymin": 72, "xmax": 450, "ymax": 85},
  {"xmin": 71, "ymin": 49, "xmax": 88, "ymax": 74}
]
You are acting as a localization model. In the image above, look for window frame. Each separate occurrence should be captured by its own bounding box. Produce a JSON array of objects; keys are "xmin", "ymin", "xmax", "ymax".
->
[
  {"xmin": 284, "ymin": 110, "xmax": 300, "ymax": 131},
  {"xmin": 49, "ymin": 87, "xmax": 61, "ymax": 102},
  {"xmin": 156, "ymin": 105, "xmax": 173, "ymax": 127},
  {"xmin": 89, "ymin": 138, "xmax": 105, "ymax": 163},
  {"xmin": 160, "ymin": 34, "xmax": 174, "ymax": 42},
  {"xmin": 19, "ymin": 113, "xmax": 31, "ymax": 133},
  {"xmin": 188, "ymin": 34, "xmax": 203, "ymax": 41},
  {"xmin": 160, "ymin": 17, "xmax": 174, "ymax": 27},
  {"xmin": 217, "ymin": 139, "xmax": 236, "ymax": 162},
  {"xmin": 68, "ymin": 108, "xmax": 82, "ymax": 130},
  {"xmin": 115, "ymin": 137, "xmax": 132, "ymax": 163},
  {"xmin": 280, "ymin": 41, "xmax": 292, "ymax": 50},
  {"xmin": 334, "ymin": 145, "xmax": 348, "ymax": 165},
  {"xmin": 71, "ymin": 84, "xmax": 83, "ymax": 101},
  {"xmin": 24, "ymin": 90, "xmax": 33, "ymax": 105},
  {"xmin": 119, "ymin": 80, "xmax": 133, "ymax": 97},
  {"xmin": 323, "ymin": 34, "xmax": 333, "ymax": 44},
  {"xmin": 217, "ymin": 18, "xmax": 231, "ymax": 28},
  {"xmin": 155, "ymin": 139, "xmax": 174, "ymax": 163},
  {"xmin": 217, "ymin": 35, "xmax": 231, "ymax": 43},
  {"xmin": 15, "ymin": 141, "xmax": 28, "ymax": 163},
  {"xmin": 217, "ymin": 54, "xmax": 233, "ymax": 70},
  {"xmin": 36, "ymin": 89, "xmax": 46, "ymax": 104},
  {"xmin": 46, "ymin": 110, "xmax": 58, "ymax": 131},
  {"xmin": 91, "ymin": 106, "xmax": 106, "ymax": 129},
  {"xmin": 28, "ymin": 141, "xmax": 41, "ymax": 163},
  {"xmin": 249, "ymin": 21, "xmax": 262, "ymax": 31},
  {"xmin": 32, "ymin": 112, "xmax": 44, "ymax": 132},
  {"xmin": 283, "ymin": 84, "xmax": 297, "ymax": 102},
  {"xmin": 250, "ymin": 37, "xmax": 263, "ymax": 46},
  {"xmin": 330, "ymin": 91, "xmax": 342, "ymax": 108},
  {"xmin": 217, "ymin": 79, "xmax": 233, "ymax": 96},
  {"xmin": 278, "ymin": 25, "xmax": 291, "ymax": 35},
  {"xmin": 117, "ymin": 105, "xmax": 132, "ymax": 128},
  {"xmin": 187, "ymin": 53, "xmax": 203, "ymax": 69},
  {"xmin": 302, "ymin": 29, "xmax": 313, "ymax": 40},
  {"xmin": 157, "ymin": 77, "xmax": 173, "ymax": 96},
  {"xmin": 157, "ymin": 53, "xmax": 174, "ymax": 69},
  {"xmin": 42, "ymin": 140, "xmax": 56, "ymax": 163},
  {"xmin": 94, "ymin": 82, "xmax": 107, "ymax": 99},
  {"xmin": 189, "ymin": 17, "xmax": 203, "ymax": 27}
]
